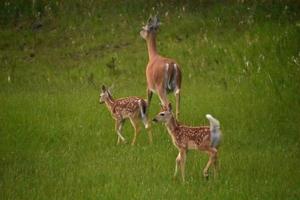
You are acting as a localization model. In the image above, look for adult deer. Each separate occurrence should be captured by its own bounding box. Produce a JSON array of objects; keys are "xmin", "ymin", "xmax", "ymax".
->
[
  {"xmin": 153, "ymin": 103, "xmax": 222, "ymax": 182},
  {"xmin": 140, "ymin": 16, "xmax": 182, "ymax": 119}
]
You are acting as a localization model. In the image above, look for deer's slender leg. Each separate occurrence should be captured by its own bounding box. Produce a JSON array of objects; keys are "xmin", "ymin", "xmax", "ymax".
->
[
  {"xmin": 203, "ymin": 152, "xmax": 212, "ymax": 178},
  {"xmin": 147, "ymin": 89, "xmax": 153, "ymax": 112},
  {"xmin": 157, "ymin": 88, "xmax": 169, "ymax": 107},
  {"xmin": 117, "ymin": 136, "xmax": 121, "ymax": 144},
  {"xmin": 203, "ymin": 148, "xmax": 217, "ymax": 178},
  {"xmin": 115, "ymin": 119, "xmax": 125, "ymax": 144},
  {"xmin": 175, "ymin": 89, "xmax": 180, "ymax": 120},
  {"xmin": 212, "ymin": 148, "xmax": 218, "ymax": 178},
  {"xmin": 179, "ymin": 149, "xmax": 187, "ymax": 182},
  {"xmin": 174, "ymin": 152, "xmax": 181, "ymax": 178},
  {"xmin": 129, "ymin": 117, "xmax": 141, "ymax": 146},
  {"xmin": 146, "ymin": 124, "xmax": 153, "ymax": 144}
]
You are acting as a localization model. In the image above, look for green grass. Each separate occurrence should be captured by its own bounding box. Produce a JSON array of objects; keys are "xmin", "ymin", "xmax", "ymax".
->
[{"xmin": 1, "ymin": 1, "xmax": 300, "ymax": 199}]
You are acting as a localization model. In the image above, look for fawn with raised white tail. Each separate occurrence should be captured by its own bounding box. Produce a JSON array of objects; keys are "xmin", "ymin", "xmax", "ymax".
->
[
  {"xmin": 152, "ymin": 103, "xmax": 222, "ymax": 182},
  {"xmin": 140, "ymin": 16, "xmax": 182, "ymax": 119},
  {"xmin": 99, "ymin": 85, "xmax": 152, "ymax": 145}
]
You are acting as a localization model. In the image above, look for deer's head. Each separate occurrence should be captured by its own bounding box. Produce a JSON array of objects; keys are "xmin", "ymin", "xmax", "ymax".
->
[
  {"xmin": 140, "ymin": 15, "xmax": 161, "ymax": 40},
  {"xmin": 99, "ymin": 85, "xmax": 112, "ymax": 104},
  {"xmin": 153, "ymin": 103, "xmax": 173, "ymax": 123}
]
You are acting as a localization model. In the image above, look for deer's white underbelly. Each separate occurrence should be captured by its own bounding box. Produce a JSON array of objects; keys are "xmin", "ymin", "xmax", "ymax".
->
[{"xmin": 187, "ymin": 140, "xmax": 198, "ymax": 150}]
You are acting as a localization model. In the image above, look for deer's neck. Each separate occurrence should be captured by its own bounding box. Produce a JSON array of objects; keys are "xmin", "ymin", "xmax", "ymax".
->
[
  {"xmin": 146, "ymin": 34, "xmax": 158, "ymax": 61},
  {"xmin": 165, "ymin": 116, "xmax": 178, "ymax": 134},
  {"xmin": 104, "ymin": 97, "xmax": 115, "ymax": 113}
]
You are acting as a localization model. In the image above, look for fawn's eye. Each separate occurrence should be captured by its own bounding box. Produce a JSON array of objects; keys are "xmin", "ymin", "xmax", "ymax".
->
[{"xmin": 160, "ymin": 113, "xmax": 165, "ymax": 116}]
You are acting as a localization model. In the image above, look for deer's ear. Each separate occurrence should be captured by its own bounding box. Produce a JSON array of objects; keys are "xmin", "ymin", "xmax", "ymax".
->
[
  {"xmin": 168, "ymin": 103, "xmax": 172, "ymax": 112},
  {"xmin": 101, "ymin": 85, "xmax": 106, "ymax": 92},
  {"xmin": 156, "ymin": 16, "xmax": 160, "ymax": 23},
  {"xmin": 153, "ymin": 15, "xmax": 159, "ymax": 24},
  {"xmin": 107, "ymin": 89, "xmax": 112, "ymax": 96},
  {"xmin": 159, "ymin": 103, "xmax": 164, "ymax": 109},
  {"xmin": 148, "ymin": 15, "xmax": 152, "ymax": 23}
]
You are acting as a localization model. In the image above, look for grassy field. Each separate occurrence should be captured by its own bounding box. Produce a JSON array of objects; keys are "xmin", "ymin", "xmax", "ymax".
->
[{"xmin": 1, "ymin": 1, "xmax": 300, "ymax": 199}]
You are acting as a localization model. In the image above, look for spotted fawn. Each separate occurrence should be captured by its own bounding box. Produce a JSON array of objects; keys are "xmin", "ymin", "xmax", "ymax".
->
[
  {"xmin": 153, "ymin": 103, "xmax": 222, "ymax": 182},
  {"xmin": 99, "ymin": 85, "xmax": 152, "ymax": 145}
]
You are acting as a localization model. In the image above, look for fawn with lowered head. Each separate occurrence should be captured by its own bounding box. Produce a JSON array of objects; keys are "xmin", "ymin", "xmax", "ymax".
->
[
  {"xmin": 153, "ymin": 103, "xmax": 222, "ymax": 182},
  {"xmin": 140, "ymin": 16, "xmax": 182, "ymax": 119},
  {"xmin": 99, "ymin": 85, "xmax": 152, "ymax": 145}
]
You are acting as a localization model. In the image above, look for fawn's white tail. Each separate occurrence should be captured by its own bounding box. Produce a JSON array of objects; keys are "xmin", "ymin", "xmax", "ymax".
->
[
  {"xmin": 139, "ymin": 99, "xmax": 149, "ymax": 129},
  {"xmin": 206, "ymin": 114, "xmax": 220, "ymax": 128},
  {"xmin": 206, "ymin": 114, "xmax": 221, "ymax": 148}
]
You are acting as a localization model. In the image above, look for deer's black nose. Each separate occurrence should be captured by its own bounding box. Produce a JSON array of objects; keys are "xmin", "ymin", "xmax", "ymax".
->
[{"xmin": 152, "ymin": 118, "xmax": 158, "ymax": 122}]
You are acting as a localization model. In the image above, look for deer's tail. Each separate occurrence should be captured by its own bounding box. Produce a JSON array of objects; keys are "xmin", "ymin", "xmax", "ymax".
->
[
  {"xmin": 139, "ymin": 99, "xmax": 149, "ymax": 129},
  {"xmin": 206, "ymin": 114, "xmax": 221, "ymax": 148}
]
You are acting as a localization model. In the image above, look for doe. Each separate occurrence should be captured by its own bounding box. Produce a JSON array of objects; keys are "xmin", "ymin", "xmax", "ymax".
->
[
  {"xmin": 140, "ymin": 16, "xmax": 182, "ymax": 119},
  {"xmin": 153, "ymin": 103, "xmax": 222, "ymax": 182},
  {"xmin": 99, "ymin": 85, "xmax": 152, "ymax": 145}
]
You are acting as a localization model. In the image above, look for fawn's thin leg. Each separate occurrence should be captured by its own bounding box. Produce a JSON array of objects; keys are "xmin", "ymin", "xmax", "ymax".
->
[
  {"xmin": 203, "ymin": 148, "xmax": 217, "ymax": 178},
  {"xmin": 174, "ymin": 152, "xmax": 181, "ymax": 178},
  {"xmin": 175, "ymin": 89, "xmax": 180, "ymax": 120},
  {"xmin": 212, "ymin": 148, "xmax": 218, "ymax": 178},
  {"xmin": 179, "ymin": 149, "xmax": 187, "ymax": 182},
  {"xmin": 115, "ymin": 120, "xmax": 125, "ymax": 144},
  {"xmin": 129, "ymin": 117, "xmax": 141, "ymax": 146}
]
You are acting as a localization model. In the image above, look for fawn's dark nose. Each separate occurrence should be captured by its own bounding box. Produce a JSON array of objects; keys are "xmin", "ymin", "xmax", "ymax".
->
[{"xmin": 152, "ymin": 118, "xmax": 158, "ymax": 122}]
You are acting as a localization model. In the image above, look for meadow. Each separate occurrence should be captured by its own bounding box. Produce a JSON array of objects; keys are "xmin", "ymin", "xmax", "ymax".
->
[{"xmin": 0, "ymin": 1, "xmax": 299, "ymax": 199}]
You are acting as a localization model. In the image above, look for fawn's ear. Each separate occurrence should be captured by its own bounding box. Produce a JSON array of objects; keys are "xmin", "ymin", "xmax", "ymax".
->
[
  {"xmin": 153, "ymin": 15, "xmax": 161, "ymax": 27},
  {"xmin": 101, "ymin": 85, "xmax": 106, "ymax": 92},
  {"xmin": 168, "ymin": 103, "xmax": 172, "ymax": 112},
  {"xmin": 148, "ymin": 15, "xmax": 153, "ymax": 23},
  {"xmin": 107, "ymin": 89, "xmax": 112, "ymax": 97},
  {"xmin": 159, "ymin": 103, "xmax": 164, "ymax": 110}
]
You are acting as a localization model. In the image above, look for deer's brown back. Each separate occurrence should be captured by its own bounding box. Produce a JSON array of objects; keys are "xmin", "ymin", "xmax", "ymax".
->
[
  {"xmin": 174, "ymin": 125, "xmax": 211, "ymax": 149},
  {"xmin": 112, "ymin": 97, "xmax": 142, "ymax": 119}
]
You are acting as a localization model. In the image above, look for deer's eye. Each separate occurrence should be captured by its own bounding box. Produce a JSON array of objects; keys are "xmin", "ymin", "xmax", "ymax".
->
[{"xmin": 160, "ymin": 113, "xmax": 165, "ymax": 116}]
